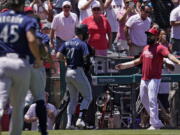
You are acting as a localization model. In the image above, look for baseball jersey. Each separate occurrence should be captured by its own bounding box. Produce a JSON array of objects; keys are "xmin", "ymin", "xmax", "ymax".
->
[
  {"xmin": 140, "ymin": 43, "xmax": 170, "ymax": 80},
  {"xmin": 0, "ymin": 10, "xmax": 37, "ymax": 57},
  {"xmin": 58, "ymin": 38, "xmax": 89, "ymax": 68},
  {"xmin": 36, "ymin": 31, "xmax": 50, "ymax": 46}
]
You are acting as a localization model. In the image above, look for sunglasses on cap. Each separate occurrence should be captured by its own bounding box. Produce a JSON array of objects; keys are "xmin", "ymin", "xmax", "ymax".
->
[{"xmin": 92, "ymin": 7, "xmax": 101, "ymax": 11}]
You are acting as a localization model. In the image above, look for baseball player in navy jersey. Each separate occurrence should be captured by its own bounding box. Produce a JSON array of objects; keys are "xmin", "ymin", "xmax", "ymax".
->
[
  {"xmin": 0, "ymin": 0, "xmax": 43, "ymax": 135},
  {"xmin": 56, "ymin": 24, "xmax": 93, "ymax": 129},
  {"xmin": 22, "ymin": 9, "xmax": 52, "ymax": 134},
  {"xmin": 115, "ymin": 27, "xmax": 180, "ymax": 130}
]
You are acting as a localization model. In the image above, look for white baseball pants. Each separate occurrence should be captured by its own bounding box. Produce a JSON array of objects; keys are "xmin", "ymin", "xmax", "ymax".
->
[
  {"xmin": 0, "ymin": 54, "xmax": 31, "ymax": 135},
  {"xmin": 140, "ymin": 79, "xmax": 164, "ymax": 128}
]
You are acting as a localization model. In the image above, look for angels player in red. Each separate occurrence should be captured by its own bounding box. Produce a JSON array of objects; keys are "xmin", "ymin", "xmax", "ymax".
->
[{"xmin": 115, "ymin": 27, "xmax": 180, "ymax": 130}]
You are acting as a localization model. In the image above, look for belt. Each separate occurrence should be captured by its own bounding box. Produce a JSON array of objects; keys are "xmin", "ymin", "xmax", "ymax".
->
[{"xmin": 0, "ymin": 53, "xmax": 28, "ymax": 59}]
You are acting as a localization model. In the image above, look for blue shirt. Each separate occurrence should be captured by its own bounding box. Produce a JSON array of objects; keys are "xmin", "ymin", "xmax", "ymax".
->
[
  {"xmin": 0, "ymin": 10, "xmax": 37, "ymax": 57},
  {"xmin": 59, "ymin": 38, "xmax": 89, "ymax": 67},
  {"xmin": 36, "ymin": 31, "xmax": 50, "ymax": 46}
]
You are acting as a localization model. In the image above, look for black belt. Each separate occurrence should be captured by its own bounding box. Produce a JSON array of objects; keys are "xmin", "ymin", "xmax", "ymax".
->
[{"xmin": 67, "ymin": 65, "xmax": 83, "ymax": 69}]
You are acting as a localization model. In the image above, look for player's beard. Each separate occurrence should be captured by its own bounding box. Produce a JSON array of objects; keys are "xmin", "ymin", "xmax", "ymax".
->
[{"xmin": 147, "ymin": 38, "xmax": 156, "ymax": 45}]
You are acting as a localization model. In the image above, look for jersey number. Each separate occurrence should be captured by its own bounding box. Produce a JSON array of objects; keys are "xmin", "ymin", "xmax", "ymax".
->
[
  {"xmin": 67, "ymin": 48, "xmax": 75, "ymax": 59},
  {"xmin": 0, "ymin": 25, "xmax": 19, "ymax": 43}
]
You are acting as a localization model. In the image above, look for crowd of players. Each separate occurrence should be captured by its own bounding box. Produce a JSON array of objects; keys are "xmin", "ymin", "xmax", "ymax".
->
[{"xmin": 0, "ymin": 0, "xmax": 180, "ymax": 134}]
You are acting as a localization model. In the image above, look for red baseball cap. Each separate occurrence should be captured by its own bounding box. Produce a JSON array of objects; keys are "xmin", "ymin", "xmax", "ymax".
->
[
  {"xmin": 0, "ymin": 8, "xmax": 9, "ymax": 13},
  {"xmin": 145, "ymin": 27, "xmax": 159, "ymax": 36},
  {"xmin": 24, "ymin": 6, "xmax": 33, "ymax": 13}
]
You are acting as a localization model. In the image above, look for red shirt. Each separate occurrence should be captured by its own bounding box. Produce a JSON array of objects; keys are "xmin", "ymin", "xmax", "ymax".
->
[
  {"xmin": 140, "ymin": 43, "xmax": 170, "ymax": 80},
  {"xmin": 82, "ymin": 15, "xmax": 111, "ymax": 50}
]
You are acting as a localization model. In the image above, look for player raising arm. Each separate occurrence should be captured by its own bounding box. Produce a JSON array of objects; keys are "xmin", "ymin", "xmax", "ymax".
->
[{"xmin": 115, "ymin": 27, "xmax": 180, "ymax": 130}]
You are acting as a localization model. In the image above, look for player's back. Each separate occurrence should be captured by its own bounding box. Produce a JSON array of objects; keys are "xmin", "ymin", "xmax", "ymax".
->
[
  {"xmin": 0, "ymin": 10, "xmax": 37, "ymax": 57},
  {"xmin": 60, "ymin": 38, "xmax": 89, "ymax": 67}
]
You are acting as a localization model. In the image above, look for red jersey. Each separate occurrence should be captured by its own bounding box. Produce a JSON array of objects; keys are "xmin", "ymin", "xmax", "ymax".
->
[
  {"xmin": 140, "ymin": 43, "xmax": 170, "ymax": 80},
  {"xmin": 82, "ymin": 15, "xmax": 111, "ymax": 50}
]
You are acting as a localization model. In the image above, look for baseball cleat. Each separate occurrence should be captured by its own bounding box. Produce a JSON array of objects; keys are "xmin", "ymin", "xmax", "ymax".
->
[
  {"xmin": 66, "ymin": 124, "xmax": 75, "ymax": 130},
  {"xmin": 147, "ymin": 126, "xmax": 159, "ymax": 130},
  {"xmin": 76, "ymin": 118, "xmax": 85, "ymax": 128}
]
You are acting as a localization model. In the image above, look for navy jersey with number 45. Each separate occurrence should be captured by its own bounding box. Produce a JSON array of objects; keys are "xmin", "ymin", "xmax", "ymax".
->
[
  {"xmin": 0, "ymin": 10, "xmax": 37, "ymax": 57},
  {"xmin": 59, "ymin": 38, "xmax": 89, "ymax": 67}
]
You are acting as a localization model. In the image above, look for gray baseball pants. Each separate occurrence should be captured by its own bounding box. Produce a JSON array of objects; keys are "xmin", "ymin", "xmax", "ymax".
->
[
  {"xmin": 0, "ymin": 53, "xmax": 31, "ymax": 135},
  {"xmin": 66, "ymin": 67, "xmax": 92, "ymax": 115}
]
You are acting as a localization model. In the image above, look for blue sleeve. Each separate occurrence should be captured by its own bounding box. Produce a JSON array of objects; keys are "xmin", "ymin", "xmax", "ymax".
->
[
  {"xmin": 25, "ymin": 17, "xmax": 38, "ymax": 32},
  {"xmin": 36, "ymin": 32, "xmax": 50, "ymax": 45},
  {"xmin": 58, "ymin": 42, "xmax": 66, "ymax": 55},
  {"xmin": 83, "ymin": 42, "xmax": 89, "ymax": 57},
  {"xmin": 42, "ymin": 35, "xmax": 50, "ymax": 45}
]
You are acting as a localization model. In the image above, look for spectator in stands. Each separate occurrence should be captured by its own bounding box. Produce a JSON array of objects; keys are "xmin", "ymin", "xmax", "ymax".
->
[
  {"xmin": 24, "ymin": 92, "xmax": 57, "ymax": 130},
  {"xmin": 82, "ymin": 0, "xmax": 112, "ymax": 56},
  {"xmin": 170, "ymin": 1, "xmax": 180, "ymax": 54},
  {"xmin": 30, "ymin": 0, "xmax": 53, "ymax": 22},
  {"xmin": 103, "ymin": 0, "xmax": 124, "ymax": 43},
  {"xmin": 172, "ymin": 0, "xmax": 180, "ymax": 7},
  {"xmin": 50, "ymin": 1, "xmax": 78, "ymax": 51},
  {"xmin": 124, "ymin": 4, "xmax": 151, "ymax": 56},
  {"xmin": 53, "ymin": 0, "xmax": 78, "ymax": 14},
  {"xmin": 78, "ymin": 0, "xmax": 98, "ymax": 23},
  {"xmin": 115, "ymin": 0, "xmax": 135, "ymax": 55}
]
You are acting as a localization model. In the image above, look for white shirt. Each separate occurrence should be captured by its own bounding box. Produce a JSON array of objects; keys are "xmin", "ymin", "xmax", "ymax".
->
[
  {"xmin": 126, "ymin": 14, "xmax": 151, "ymax": 46},
  {"xmin": 51, "ymin": 11, "xmax": 78, "ymax": 41},
  {"xmin": 170, "ymin": 5, "xmax": 180, "ymax": 39},
  {"xmin": 78, "ymin": 0, "xmax": 95, "ymax": 23},
  {"xmin": 24, "ymin": 103, "xmax": 57, "ymax": 130},
  {"xmin": 105, "ymin": 0, "xmax": 124, "ymax": 32}
]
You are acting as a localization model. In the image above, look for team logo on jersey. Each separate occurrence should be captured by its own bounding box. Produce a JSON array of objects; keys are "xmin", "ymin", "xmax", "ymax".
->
[{"xmin": 142, "ymin": 50, "xmax": 153, "ymax": 58}]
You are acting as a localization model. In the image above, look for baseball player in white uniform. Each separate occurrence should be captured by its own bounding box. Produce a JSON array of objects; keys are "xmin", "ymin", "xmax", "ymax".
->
[{"xmin": 115, "ymin": 27, "xmax": 180, "ymax": 130}]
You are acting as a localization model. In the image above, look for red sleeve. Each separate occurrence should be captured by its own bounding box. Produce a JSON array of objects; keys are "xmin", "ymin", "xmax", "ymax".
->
[
  {"xmin": 81, "ymin": 18, "xmax": 88, "ymax": 25},
  {"xmin": 159, "ymin": 44, "xmax": 170, "ymax": 57}
]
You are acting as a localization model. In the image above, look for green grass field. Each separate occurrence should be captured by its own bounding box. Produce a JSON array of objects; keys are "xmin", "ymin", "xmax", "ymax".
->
[{"xmin": 1, "ymin": 130, "xmax": 180, "ymax": 135}]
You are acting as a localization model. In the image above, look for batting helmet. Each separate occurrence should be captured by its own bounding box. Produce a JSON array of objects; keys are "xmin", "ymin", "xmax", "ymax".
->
[{"xmin": 75, "ymin": 24, "xmax": 89, "ymax": 41}]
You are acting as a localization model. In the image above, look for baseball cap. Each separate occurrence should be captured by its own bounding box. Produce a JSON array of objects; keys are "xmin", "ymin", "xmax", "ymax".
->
[
  {"xmin": 62, "ymin": 1, "xmax": 71, "ymax": 7},
  {"xmin": 145, "ymin": 27, "xmax": 159, "ymax": 36},
  {"xmin": 24, "ymin": 6, "xmax": 33, "ymax": 13},
  {"xmin": 91, "ymin": 1, "xmax": 101, "ymax": 9}
]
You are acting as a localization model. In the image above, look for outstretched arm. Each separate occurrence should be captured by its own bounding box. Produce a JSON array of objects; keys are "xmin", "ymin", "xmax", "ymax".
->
[
  {"xmin": 167, "ymin": 54, "xmax": 180, "ymax": 65},
  {"xmin": 115, "ymin": 57, "xmax": 141, "ymax": 70}
]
